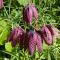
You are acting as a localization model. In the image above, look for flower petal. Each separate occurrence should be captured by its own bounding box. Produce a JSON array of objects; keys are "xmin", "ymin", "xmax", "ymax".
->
[
  {"xmin": 31, "ymin": 5, "xmax": 38, "ymax": 20},
  {"xmin": 28, "ymin": 31, "xmax": 37, "ymax": 55},
  {"xmin": 23, "ymin": 5, "xmax": 33, "ymax": 24},
  {"xmin": 36, "ymin": 33, "xmax": 43, "ymax": 53}
]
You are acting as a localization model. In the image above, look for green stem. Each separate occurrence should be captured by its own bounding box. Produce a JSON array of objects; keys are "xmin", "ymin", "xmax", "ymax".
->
[
  {"xmin": 9, "ymin": 0, "xmax": 12, "ymax": 15},
  {"xmin": 32, "ymin": 0, "xmax": 34, "ymax": 3},
  {"xmin": 4, "ymin": 6, "xmax": 9, "ymax": 18},
  {"xmin": 0, "ymin": 50, "xmax": 18, "ymax": 59},
  {"xmin": 42, "ymin": 15, "xmax": 46, "ymax": 25}
]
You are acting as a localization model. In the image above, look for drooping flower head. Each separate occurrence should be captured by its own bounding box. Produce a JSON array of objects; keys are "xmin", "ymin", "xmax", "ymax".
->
[
  {"xmin": 23, "ymin": 4, "xmax": 38, "ymax": 25},
  {"xmin": 8, "ymin": 27, "xmax": 25, "ymax": 47},
  {"xmin": 28, "ymin": 30, "xmax": 43, "ymax": 55},
  {"xmin": 41, "ymin": 25, "xmax": 53, "ymax": 45}
]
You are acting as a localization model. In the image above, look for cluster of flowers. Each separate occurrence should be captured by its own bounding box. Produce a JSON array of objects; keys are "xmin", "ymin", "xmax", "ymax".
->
[
  {"xmin": 0, "ymin": 0, "xmax": 59, "ymax": 55},
  {"xmin": 8, "ymin": 25, "xmax": 58, "ymax": 55}
]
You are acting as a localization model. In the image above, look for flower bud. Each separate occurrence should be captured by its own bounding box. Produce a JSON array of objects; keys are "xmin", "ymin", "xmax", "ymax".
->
[
  {"xmin": 8, "ymin": 27, "xmax": 25, "ymax": 47},
  {"xmin": 41, "ymin": 25, "xmax": 53, "ymax": 45},
  {"xmin": 23, "ymin": 4, "xmax": 38, "ymax": 24}
]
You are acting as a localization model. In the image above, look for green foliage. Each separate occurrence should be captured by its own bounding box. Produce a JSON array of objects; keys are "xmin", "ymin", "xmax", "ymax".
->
[
  {"xmin": 0, "ymin": 0, "xmax": 60, "ymax": 60},
  {"xmin": 0, "ymin": 19, "xmax": 11, "ymax": 45},
  {"xmin": 5, "ymin": 42, "xmax": 13, "ymax": 52},
  {"xmin": 17, "ymin": 0, "xmax": 30, "ymax": 6}
]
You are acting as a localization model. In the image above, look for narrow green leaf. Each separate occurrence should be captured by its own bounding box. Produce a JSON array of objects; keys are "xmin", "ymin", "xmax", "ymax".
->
[
  {"xmin": 17, "ymin": 0, "xmax": 30, "ymax": 6},
  {"xmin": 48, "ymin": 51, "xmax": 51, "ymax": 60}
]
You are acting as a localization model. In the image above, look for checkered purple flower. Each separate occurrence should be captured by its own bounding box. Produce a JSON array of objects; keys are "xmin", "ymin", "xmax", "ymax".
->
[
  {"xmin": 28, "ymin": 30, "xmax": 43, "ymax": 55},
  {"xmin": 8, "ymin": 27, "xmax": 25, "ymax": 47}
]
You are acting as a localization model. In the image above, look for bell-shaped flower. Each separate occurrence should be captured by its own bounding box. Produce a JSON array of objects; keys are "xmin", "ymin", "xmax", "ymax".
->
[
  {"xmin": 8, "ymin": 27, "xmax": 25, "ymax": 47},
  {"xmin": 23, "ymin": 4, "xmax": 38, "ymax": 24},
  {"xmin": 41, "ymin": 25, "xmax": 53, "ymax": 45},
  {"xmin": 28, "ymin": 30, "xmax": 43, "ymax": 55}
]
